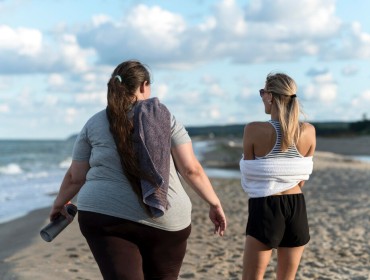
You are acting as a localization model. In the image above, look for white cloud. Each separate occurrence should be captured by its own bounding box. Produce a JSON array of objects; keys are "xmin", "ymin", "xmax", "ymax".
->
[
  {"xmin": 17, "ymin": 87, "xmax": 33, "ymax": 108},
  {"xmin": 352, "ymin": 90, "xmax": 370, "ymax": 106},
  {"xmin": 317, "ymin": 83, "xmax": 337, "ymax": 102},
  {"xmin": 0, "ymin": 25, "xmax": 94, "ymax": 74},
  {"xmin": 304, "ymin": 73, "xmax": 337, "ymax": 103},
  {"xmin": 0, "ymin": 25, "xmax": 42, "ymax": 56},
  {"xmin": 213, "ymin": 0, "xmax": 247, "ymax": 36},
  {"xmin": 127, "ymin": 4, "xmax": 186, "ymax": 49},
  {"xmin": 245, "ymin": 0, "xmax": 340, "ymax": 36},
  {"xmin": 44, "ymin": 95, "xmax": 58, "ymax": 106},
  {"xmin": 201, "ymin": 74, "xmax": 219, "ymax": 85},
  {"xmin": 1, "ymin": 0, "xmax": 369, "ymax": 75},
  {"xmin": 209, "ymin": 107, "xmax": 221, "ymax": 119},
  {"xmin": 153, "ymin": 83, "xmax": 169, "ymax": 99},
  {"xmin": 175, "ymin": 90, "xmax": 202, "ymax": 105},
  {"xmin": 341, "ymin": 65, "xmax": 359, "ymax": 76},
  {"xmin": 75, "ymin": 92, "xmax": 106, "ymax": 105},
  {"xmin": 65, "ymin": 108, "xmax": 78, "ymax": 124},
  {"xmin": 240, "ymin": 86, "xmax": 253, "ymax": 99},
  {"xmin": 197, "ymin": 105, "xmax": 222, "ymax": 122},
  {"xmin": 0, "ymin": 76, "xmax": 12, "ymax": 91},
  {"xmin": 198, "ymin": 16, "xmax": 216, "ymax": 31},
  {"xmin": 59, "ymin": 34, "xmax": 94, "ymax": 73},
  {"xmin": 48, "ymin": 74, "xmax": 65, "ymax": 87},
  {"xmin": 208, "ymin": 83, "xmax": 225, "ymax": 97},
  {"xmin": 77, "ymin": 4, "xmax": 188, "ymax": 67},
  {"xmin": 92, "ymin": 14, "xmax": 113, "ymax": 26},
  {"xmin": 346, "ymin": 22, "xmax": 370, "ymax": 58},
  {"xmin": 0, "ymin": 104, "xmax": 9, "ymax": 113},
  {"xmin": 362, "ymin": 90, "xmax": 370, "ymax": 101}
]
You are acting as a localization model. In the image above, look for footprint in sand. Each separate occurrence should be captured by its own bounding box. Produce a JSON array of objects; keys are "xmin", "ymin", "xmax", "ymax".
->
[{"xmin": 180, "ymin": 272, "xmax": 196, "ymax": 278}]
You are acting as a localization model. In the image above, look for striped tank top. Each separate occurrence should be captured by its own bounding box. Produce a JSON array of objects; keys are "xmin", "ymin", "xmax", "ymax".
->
[{"xmin": 255, "ymin": 120, "xmax": 303, "ymax": 159}]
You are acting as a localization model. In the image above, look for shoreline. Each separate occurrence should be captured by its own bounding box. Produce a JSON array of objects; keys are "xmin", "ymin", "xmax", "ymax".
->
[
  {"xmin": 199, "ymin": 135, "xmax": 370, "ymax": 169},
  {"xmin": 1, "ymin": 137, "xmax": 370, "ymax": 278}
]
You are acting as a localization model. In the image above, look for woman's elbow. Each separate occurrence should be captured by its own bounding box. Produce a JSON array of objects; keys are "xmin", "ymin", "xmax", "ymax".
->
[
  {"xmin": 182, "ymin": 164, "xmax": 203, "ymax": 179},
  {"xmin": 69, "ymin": 172, "xmax": 86, "ymax": 188}
]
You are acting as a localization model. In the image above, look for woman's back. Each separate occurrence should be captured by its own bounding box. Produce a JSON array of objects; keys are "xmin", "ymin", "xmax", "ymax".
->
[
  {"xmin": 75, "ymin": 110, "xmax": 192, "ymax": 231},
  {"xmin": 243, "ymin": 121, "xmax": 315, "ymax": 160}
]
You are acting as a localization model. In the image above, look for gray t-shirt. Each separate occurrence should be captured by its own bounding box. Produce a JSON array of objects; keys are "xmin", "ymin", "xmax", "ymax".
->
[{"xmin": 73, "ymin": 109, "xmax": 192, "ymax": 231}]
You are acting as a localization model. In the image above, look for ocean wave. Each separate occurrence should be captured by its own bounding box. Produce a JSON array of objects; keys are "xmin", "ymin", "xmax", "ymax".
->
[
  {"xmin": 26, "ymin": 171, "xmax": 49, "ymax": 179},
  {"xmin": 59, "ymin": 157, "xmax": 72, "ymax": 169},
  {"xmin": 0, "ymin": 163, "xmax": 23, "ymax": 175}
]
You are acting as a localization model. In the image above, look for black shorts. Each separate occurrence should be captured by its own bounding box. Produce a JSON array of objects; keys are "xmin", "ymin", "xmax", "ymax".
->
[{"xmin": 246, "ymin": 193, "xmax": 310, "ymax": 249}]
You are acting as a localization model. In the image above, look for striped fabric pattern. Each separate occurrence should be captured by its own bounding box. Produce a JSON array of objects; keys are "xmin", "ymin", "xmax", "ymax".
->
[{"xmin": 255, "ymin": 120, "xmax": 302, "ymax": 159}]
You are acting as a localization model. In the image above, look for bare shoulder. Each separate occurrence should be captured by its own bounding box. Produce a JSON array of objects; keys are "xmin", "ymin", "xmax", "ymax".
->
[
  {"xmin": 300, "ymin": 122, "xmax": 316, "ymax": 136},
  {"xmin": 244, "ymin": 121, "xmax": 269, "ymax": 133}
]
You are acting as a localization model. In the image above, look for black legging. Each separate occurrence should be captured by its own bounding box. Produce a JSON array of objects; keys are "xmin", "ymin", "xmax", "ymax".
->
[{"xmin": 78, "ymin": 211, "xmax": 191, "ymax": 280}]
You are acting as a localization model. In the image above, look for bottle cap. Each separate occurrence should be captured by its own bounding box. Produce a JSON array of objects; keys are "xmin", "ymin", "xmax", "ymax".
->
[{"xmin": 66, "ymin": 204, "xmax": 78, "ymax": 217}]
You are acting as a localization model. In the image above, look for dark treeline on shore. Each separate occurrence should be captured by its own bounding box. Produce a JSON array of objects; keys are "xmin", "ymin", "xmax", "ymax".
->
[
  {"xmin": 186, "ymin": 120, "xmax": 370, "ymax": 138},
  {"xmin": 66, "ymin": 120, "xmax": 370, "ymax": 142}
]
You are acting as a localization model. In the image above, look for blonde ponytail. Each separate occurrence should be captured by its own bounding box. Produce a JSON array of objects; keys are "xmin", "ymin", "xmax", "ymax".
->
[{"xmin": 266, "ymin": 73, "xmax": 302, "ymax": 151}]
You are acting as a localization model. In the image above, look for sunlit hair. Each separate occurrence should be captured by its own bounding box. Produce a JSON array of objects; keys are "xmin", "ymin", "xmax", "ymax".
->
[
  {"xmin": 266, "ymin": 72, "xmax": 303, "ymax": 151},
  {"xmin": 106, "ymin": 60, "xmax": 151, "ymax": 201}
]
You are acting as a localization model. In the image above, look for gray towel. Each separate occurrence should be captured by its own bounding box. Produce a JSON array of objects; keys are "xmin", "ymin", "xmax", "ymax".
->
[{"xmin": 133, "ymin": 98, "xmax": 171, "ymax": 217}]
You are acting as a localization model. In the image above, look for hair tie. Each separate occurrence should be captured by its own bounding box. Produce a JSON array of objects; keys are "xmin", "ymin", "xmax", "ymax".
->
[
  {"xmin": 291, "ymin": 94, "xmax": 297, "ymax": 98},
  {"xmin": 114, "ymin": 75, "xmax": 122, "ymax": 83}
]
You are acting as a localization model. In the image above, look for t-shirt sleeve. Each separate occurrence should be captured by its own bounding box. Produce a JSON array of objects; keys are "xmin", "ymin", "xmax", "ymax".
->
[
  {"xmin": 171, "ymin": 114, "xmax": 191, "ymax": 147},
  {"xmin": 72, "ymin": 124, "xmax": 92, "ymax": 161}
]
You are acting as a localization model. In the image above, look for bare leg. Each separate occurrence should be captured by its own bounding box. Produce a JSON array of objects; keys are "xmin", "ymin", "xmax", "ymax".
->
[
  {"xmin": 242, "ymin": 235, "xmax": 273, "ymax": 280},
  {"xmin": 276, "ymin": 246, "xmax": 305, "ymax": 280}
]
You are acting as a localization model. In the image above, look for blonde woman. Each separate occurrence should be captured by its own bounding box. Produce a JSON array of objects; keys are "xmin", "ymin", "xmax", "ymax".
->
[{"xmin": 240, "ymin": 73, "xmax": 316, "ymax": 280}]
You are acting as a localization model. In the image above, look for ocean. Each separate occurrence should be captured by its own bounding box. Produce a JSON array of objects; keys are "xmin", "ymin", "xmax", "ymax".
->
[
  {"xmin": 0, "ymin": 140, "xmax": 75, "ymax": 224},
  {"xmin": 1, "ymin": 139, "xmax": 369, "ymax": 225},
  {"xmin": 0, "ymin": 139, "xmax": 240, "ymax": 225}
]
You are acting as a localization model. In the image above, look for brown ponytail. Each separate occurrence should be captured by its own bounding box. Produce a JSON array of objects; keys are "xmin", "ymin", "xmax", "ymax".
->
[{"xmin": 106, "ymin": 60, "xmax": 151, "ymax": 199}]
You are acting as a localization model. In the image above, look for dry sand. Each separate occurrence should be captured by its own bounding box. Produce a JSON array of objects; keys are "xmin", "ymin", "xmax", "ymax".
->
[{"xmin": 1, "ymin": 136, "xmax": 370, "ymax": 280}]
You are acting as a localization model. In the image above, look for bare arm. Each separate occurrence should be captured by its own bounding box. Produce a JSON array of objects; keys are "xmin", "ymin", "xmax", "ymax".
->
[
  {"xmin": 298, "ymin": 123, "xmax": 317, "ymax": 188},
  {"xmin": 243, "ymin": 123, "xmax": 256, "ymax": 160},
  {"xmin": 171, "ymin": 142, "xmax": 227, "ymax": 236},
  {"xmin": 297, "ymin": 123, "xmax": 316, "ymax": 157},
  {"xmin": 49, "ymin": 160, "xmax": 90, "ymax": 221}
]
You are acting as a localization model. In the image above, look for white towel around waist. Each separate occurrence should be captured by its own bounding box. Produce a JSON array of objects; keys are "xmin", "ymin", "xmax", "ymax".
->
[{"xmin": 239, "ymin": 156, "xmax": 313, "ymax": 198}]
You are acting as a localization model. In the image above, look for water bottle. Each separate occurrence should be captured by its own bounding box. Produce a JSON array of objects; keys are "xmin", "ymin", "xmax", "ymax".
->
[{"xmin": 40, "ymin": 203, "xmax": 78, "ymax": 242}]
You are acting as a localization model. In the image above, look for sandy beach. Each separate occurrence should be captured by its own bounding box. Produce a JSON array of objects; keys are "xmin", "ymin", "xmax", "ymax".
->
[{"xmin": 1, "ymin": 136, "xmax": 370, "ymax": 279}]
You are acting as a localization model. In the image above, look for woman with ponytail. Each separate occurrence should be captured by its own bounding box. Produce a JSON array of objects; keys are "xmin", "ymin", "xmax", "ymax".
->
[
  {"xmin": 49, "ymin": 60, "xmax": 226, "ymax": 280},
  {"xmin": 240, "ymin": 73, "xmax": 316, "ymax": 280}
]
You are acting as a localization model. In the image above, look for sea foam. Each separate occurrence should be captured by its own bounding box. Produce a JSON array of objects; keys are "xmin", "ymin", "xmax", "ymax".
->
[{"xmin": 0, "ymin": 163, "xmax": 23, "ymax": 175}]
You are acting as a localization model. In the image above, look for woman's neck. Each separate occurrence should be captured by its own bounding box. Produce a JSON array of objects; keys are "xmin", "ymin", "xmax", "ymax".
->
[{"xmin": 270, "ymin": 109, "xmax": 279, "ymax": 121}]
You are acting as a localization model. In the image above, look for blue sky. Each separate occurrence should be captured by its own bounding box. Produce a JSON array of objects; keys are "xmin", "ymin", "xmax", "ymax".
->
[{"xmin": 1, "ymin": 0, "xmax": 370, "ymax": 139}]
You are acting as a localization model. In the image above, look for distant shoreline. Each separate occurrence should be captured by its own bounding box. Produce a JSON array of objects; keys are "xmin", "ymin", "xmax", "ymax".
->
[
  {"xmin": 1, "ymin": 120, "xmax": 369, "ymax": 141},
  {"xmin": 197, "ymin": 135, "xmax": 370, "ymax": 170}
]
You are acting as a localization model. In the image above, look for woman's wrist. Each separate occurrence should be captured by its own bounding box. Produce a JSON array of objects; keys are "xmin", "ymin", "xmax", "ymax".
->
[
  {"xmin": 53, "ymin": 197, "xmax": 66, "ymax": 209},
  {"xmin": 209, "ymin": 199, "xmax": 221, "ymax": 209}
]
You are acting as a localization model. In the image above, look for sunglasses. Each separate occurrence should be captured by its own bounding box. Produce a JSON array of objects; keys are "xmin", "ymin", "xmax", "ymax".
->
[{"xmin": 259, "ymin": 89, "xmax": 268, "ymax": 97}]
